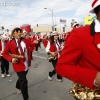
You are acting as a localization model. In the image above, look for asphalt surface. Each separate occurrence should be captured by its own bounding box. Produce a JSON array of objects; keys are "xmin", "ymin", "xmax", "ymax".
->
[{"xmin": 0, "ymin": 44, "xmax": 74, "ymax": 100}]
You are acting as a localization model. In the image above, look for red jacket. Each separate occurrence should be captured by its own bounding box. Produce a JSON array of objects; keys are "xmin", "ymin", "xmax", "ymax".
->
[
  {"xmin": 48, "ymin": 40, "xmax": 62, "ymax": 58},
  {"xmin": 32, "ymin": 35, "xmax": 40, "ymax": 47},
  {"xmin": 3, "ymin": 38, "xmax": 34, "ymax": 72},
  {"xmin": 64, "ymin": 33, "xmax": 67, "ymax": 39},
  {"xmin": 56, "ymin": 23, "xmax": 99, "ymax": 89},
  {"xmin": 43, "ymin": 39, "xmax": 48, "ymax": 48},
  {"xmin": 26, "ymin": 38, "xmax": 34, "ymax": 52}
]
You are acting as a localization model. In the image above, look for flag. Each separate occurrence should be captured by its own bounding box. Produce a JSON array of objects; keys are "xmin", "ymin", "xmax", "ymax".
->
[{"xmin": 60, "ymin": 19, "xmax": 66, "ymax": 24}]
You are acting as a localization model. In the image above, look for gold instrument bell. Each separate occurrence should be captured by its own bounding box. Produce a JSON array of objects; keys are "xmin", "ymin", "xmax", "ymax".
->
[
  {"xmin": 69, "ymin": 83, "xmax": 100, "ymax": 100},
  {"xmin": 47, "ymin": 54, "xmax": 56, "ymax": 60}
]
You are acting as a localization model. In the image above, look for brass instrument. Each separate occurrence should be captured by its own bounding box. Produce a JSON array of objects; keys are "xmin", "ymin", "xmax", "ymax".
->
[
  {"xmin": 9, "ymin": 54, "xmax": 24, "ymax": 59},
  {"xmin": 47, "ymin": 54, "xmax": 56, "ymax": 60},
  {"xmin": 47, "ymin": 39, "xmax": 62, "ymax": 61},
  {"xmin": 69, "ymin": 83, "xmax": 100, "ymax": 100},
  {"xmin": 47, "ymin": 50, "xmax": 61, "ymax": 60}
]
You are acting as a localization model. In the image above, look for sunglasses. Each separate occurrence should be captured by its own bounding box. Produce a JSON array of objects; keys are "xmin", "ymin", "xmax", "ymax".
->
[{"xmin": 14, "ymin": 30, "xmax": 22, "ymax": 34}]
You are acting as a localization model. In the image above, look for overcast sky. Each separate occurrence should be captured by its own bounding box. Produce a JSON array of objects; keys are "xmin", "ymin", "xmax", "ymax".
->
[{"xmin": 0, "ymin": 0, "xmax": 95, "ymax": 30}]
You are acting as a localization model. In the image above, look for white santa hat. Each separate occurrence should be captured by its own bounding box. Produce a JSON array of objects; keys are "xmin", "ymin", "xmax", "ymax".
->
[
  {"xmin": 47, "ymin": 32, "xmax": 51, "ymax": 36},
  {"xmin": 52, "ymin": 31, "xmax": 59, "ymax": 35},
  {"xmin": 90, "ymin": 0, "xmax": 100, "ymax": 13}
]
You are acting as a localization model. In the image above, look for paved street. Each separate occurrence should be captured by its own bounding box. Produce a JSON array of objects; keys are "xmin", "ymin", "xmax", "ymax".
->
[{"xmin": 0, "ymin": 45, "xmax": 74, "ymax": 100}]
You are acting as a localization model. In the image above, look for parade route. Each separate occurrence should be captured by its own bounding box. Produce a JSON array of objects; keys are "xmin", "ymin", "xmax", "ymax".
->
[
  {"xmin": 0, "ymin": 0, "xmax": 97, "ymax": 99},
  {"xmin": 0, "ymin": 47, "xmax": 74, "ymax": 100}
]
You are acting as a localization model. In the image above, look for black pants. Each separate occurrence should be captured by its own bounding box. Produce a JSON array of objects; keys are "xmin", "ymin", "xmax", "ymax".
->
[
  {"xmin": 49, "ymin": 59, "xmax": 62, "ymax": 79},
  {"xmin": 39, "ymin": 42, "xmax": 41, "ymax": 48},
  {"xmin": 35, "ymin": 46, "xmax": 38, "ymax": 51},
  {"xmin": 16, "ymin": 71, "xmax": 29, "ymax": 100},
  {"xmin": 1, "ymin": 57, "xmax": 9, "ymax": 74}
]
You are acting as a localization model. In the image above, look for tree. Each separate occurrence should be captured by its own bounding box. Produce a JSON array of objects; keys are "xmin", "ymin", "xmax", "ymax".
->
[{"xmin": 1, "ymin": 26, "xmax": 5, "ymax": 32}]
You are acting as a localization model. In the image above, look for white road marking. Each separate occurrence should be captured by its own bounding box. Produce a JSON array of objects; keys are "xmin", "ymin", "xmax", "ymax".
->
[{"xmin": 33, "ymin": 55, "xmax": 47, "ymax": 59}]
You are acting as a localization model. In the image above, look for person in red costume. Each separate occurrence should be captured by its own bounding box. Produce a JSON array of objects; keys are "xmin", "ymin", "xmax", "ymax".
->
[
  {"xmin": 46, "ymin": 31, "xmax": 63, "ymax": 82},
  {"xmin": 32, "ymin": 32, "xmax": 40, "ymax": 53},
  {"xmin": 43, "ymin": 32, "xmax": 51, "ymax": 48},
  {"xmin": 3, "ymin": 28, "xmax": 34, "ymax": 100},
  {"xmin": 56, "ymin": 0, "xmax": 100, "ymax": 93}
]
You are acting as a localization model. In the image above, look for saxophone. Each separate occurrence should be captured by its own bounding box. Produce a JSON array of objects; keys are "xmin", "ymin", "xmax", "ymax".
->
[
  {"xmin": 47, "ymin": 52, "xmax": 57, "ymax": 60},
  {"xmin": 47, "ymin": 50, "xmax": 61, "ymax": 60},
  {"xmin": 9, "ymin": 54, "xmax": 24, "ymax": 59},
  {"xmin": 69, "ymin": 83, "xmax": 100, "ymax": 100}
]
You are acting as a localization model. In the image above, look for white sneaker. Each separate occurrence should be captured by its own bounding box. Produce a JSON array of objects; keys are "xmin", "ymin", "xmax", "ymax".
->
[
  {"xmin": 16, "ymin": 89, "xmax": 21, "ymax": 94},
  {"xmin": 48, "ymin": 76, "xmax": 52, "ymax": 81},
  {"xmin": 57, "ymin": 79, "xmax": 63, "ymax": 82},
  {"xmin": 6, "ymin": 74, "xmax": 11, "ymax": 77},
  {"xmin": 1, "ymin": 74, "xmax": 5, "ymax": 78}
]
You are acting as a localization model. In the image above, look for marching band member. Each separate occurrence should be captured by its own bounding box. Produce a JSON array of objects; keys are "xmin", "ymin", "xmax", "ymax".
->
[
  {"xmin": 22, "ymin": 32, "xmax": 35, "ymax": 61},
  {"xmin": 46, "ymin": 31, "xmax": 63, "ymax": 82},
  {"xmin": 3, "ymin": 28, "xmax": 34, "ymax": 100},
  {"xmin": 56, "ymin": 0, "xmax": 100, "ymax": 99},
  {"xmin": 0, "ymin": 33, "xmax": 10, "ymax": 78},
  {"xmin": 43, "ymin": 32, "xmax": 51, "ymax": 48},
  {"xmin": 32, "ymin": 32, "xmax": 40, "ymax": 52}
]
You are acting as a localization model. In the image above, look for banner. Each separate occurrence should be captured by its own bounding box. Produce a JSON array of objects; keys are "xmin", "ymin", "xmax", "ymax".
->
[
  {"xmin": 60, "ymin": 19, "xmax": 66, "ymax": 24},
  {"xmin": 84, "ymin": 16, "xmax": 96, "ymax": 25}
]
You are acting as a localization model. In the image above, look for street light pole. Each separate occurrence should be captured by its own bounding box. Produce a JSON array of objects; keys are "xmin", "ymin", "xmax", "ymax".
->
[
  {"xmin": 44, "ymin": 8, "xmax": 54, "ymax": 31},
  {"xmin": 54, "ymin": 15, "xmax": 56, "ymax": 26},
  {"xmin": 48, "ymin": 14, "xmax": 56, "ymax": 26},
  {"xmin": 52, "ymin": 10, "xmax": 54, "ymax": 31}
]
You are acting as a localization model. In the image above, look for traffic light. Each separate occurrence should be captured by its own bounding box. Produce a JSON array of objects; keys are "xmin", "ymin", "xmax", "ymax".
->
[{"xmin": 37, "ymin": 24, "xmax": 38, "ymax": 27}]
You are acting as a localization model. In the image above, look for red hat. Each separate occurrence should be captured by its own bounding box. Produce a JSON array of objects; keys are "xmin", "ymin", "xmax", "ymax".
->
[{"xmin": 90, "ymin": 0, "xmax": 100, "ymax": 13}]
